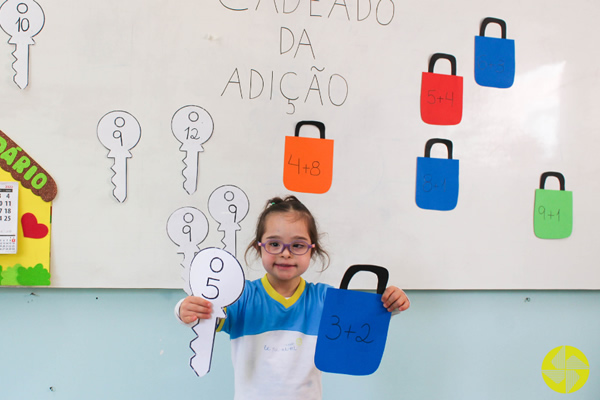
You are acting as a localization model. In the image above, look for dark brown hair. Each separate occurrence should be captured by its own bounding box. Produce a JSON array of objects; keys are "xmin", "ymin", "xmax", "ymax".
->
[{"xmin": 244, "ymin": 195, "xmax": 330, "ymax": 271}]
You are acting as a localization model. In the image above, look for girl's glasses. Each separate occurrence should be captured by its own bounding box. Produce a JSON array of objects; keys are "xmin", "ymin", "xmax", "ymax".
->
[{"xmin": 258, "ymin": 239, "xmax": 315, "ymax": 256}]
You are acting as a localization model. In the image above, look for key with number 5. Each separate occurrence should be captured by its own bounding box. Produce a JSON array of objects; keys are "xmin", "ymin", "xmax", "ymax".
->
[
  {"xmin": 0, "ymin": 0, "xmax": 44, "ymax": 89},
  {"xmin": 189, "ymin": 248, "xmax": 245, "ymax": 377}
]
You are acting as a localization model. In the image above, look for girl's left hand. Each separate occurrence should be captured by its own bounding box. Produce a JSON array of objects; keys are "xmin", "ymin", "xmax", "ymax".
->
[{"xmin": 381, "ymin": 286, "xmax": 410, "ymax": 312}]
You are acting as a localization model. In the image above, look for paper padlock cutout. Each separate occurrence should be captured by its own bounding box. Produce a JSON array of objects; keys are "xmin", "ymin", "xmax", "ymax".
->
[
  {"xmin": 534, "ymin": 172, "xmax": 573, "ymax": 239},
  {"xmin": 415, "ymin": 139, "xmax": 459, "ymax": 211},
  {"xmin": 283, "ymin": 121, "xmax": 333, "ymax": 194},
  {"xmin": 474, "ymin": 17, "xmax": 515, "ymax": 88},
  {"xmin": 420, "ymin": 53, "xmax": 463, "ymax": 125},
  {"xmin": 315, "ymin": 265, "xmax": 391, "ymax": 376}
]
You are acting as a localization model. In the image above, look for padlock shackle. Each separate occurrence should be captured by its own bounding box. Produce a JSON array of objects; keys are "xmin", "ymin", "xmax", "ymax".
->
[
  {"xmin": 295, "ymin": 120, "xmax": 326, "ymax": 139},
  {"xmin": 339, "ymin": 265, "xmax": 389, "ymax": 294},
  {"xmin": 480, "ymin": 17, "xmax": 507, "ymax": 39},
  {"xmin": 424, "ymin": 138, "xmax": 453, "ymax": 159},
  {"xmin": 428, "ymin": 53, "xmax": 457, "ymax": 76},
  {"xmin": 540, "ymin": 172, "xmax": 566, "ymax": 191}
]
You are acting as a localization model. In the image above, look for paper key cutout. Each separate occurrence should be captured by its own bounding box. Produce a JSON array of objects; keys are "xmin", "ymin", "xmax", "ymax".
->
[
  {"xmin": 171, "ymin": 105, "xmax": 214, "ymax": 195},
  {"xmin": 0, "ymin": 0, "xmax": 45, "ymax": 89},
  {"xmin": 420, "ymin": 53, "xmax": 463, "ymax": 125},
  {"xmin": 315, "ymin": 265, "xmax": 391, "ymax": 376},
  {"xmin": 167, "ymin": 207, "xmax": 209, "ymax": 295},
  {"xmin": 97, "ymin": 110, "xmax": 141, "ymax": 202},
  {"xmin": 415, "ymin": 138, "xmax": 459, "ymax": 211},
  {"xmin": 533, "ymin": 172, "xmax": 573, "ymax": 239},
  {"xmin": 208, "ymin": 185, "xmax": 249, "ymax": 257},
  {"xmin": 188, "ymin": 248, "xmax": 245, "ymax": 377},
  {"xmin": 283, "ymin": 121, "xmax": 334, "ymax": 194}
]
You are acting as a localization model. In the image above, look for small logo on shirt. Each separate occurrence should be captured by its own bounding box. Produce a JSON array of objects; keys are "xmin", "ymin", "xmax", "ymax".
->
[{"xmin": 264, "ymin": 338, "xmax": 303, "ymax": 353}]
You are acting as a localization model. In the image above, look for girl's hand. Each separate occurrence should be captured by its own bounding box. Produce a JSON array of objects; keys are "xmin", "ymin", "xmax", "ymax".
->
[
  {"xmin": 381, "ymin": 286, "xmax": 410, "ymax": 313},
  {"xmin": 179, "ymin": 296, "xmax": 213, "ymax": 324}
]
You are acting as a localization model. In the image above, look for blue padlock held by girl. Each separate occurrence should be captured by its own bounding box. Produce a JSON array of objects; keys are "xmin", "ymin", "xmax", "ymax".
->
[
  {"xmin": 415, "ymin": 138, "xmax": 459, "ymax": 211},
  {"xmin": 314, "ymin": 265, "xmax": 391, "ymax": 376},
  {"xmin": 474, "ymin": 17, "xmax": 515, "ymax": 88}
]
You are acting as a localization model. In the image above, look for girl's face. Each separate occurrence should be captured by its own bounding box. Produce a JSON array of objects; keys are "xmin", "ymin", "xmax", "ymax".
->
[{"xmin": 260, "ymin": 211, "xmax": 312, "ymax": 289}]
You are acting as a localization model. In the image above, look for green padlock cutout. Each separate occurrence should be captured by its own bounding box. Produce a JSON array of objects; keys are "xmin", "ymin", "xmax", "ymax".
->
[{"xmin": 534, "ymin": 172, "xmax": 573, "ymax": 239}]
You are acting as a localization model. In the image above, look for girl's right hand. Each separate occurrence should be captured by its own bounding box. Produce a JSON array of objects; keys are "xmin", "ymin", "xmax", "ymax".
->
[{"xmin": 179, "ymin": 296, "xmax": 213, "ymax": 324}]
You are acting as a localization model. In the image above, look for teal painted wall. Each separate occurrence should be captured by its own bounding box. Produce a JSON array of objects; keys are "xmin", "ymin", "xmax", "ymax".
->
[{"xmin": 0, "ymin": 289, "xmax": 598, "ymax": 399}]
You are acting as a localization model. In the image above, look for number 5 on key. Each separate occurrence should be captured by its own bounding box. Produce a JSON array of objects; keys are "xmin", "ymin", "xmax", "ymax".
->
[{"xmin": 188, "ymin": 248, "xmax": 245, "ymax": 377}]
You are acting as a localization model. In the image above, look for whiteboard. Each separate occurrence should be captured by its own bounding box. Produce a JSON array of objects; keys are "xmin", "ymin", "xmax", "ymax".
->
[{"xmin": 0, "ymin": 0, "xmax": 598, "ymax": 289}]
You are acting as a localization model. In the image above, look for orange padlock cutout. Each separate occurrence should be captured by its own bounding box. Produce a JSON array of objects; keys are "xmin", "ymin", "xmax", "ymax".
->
[{"xmin": 283, "ymin": 121, "xmax": 333, "ymax": 194}]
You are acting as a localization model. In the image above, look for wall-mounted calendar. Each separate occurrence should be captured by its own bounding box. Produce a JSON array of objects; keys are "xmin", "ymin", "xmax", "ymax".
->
[{"xmin": 0, "ymin": 182, "xmax": 18, "ymax": 254}]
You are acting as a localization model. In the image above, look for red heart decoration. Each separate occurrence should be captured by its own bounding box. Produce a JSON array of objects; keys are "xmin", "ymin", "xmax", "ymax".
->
[{"xmin": 21, "ymin": 213, "xmax": 49, "ymax": 239}]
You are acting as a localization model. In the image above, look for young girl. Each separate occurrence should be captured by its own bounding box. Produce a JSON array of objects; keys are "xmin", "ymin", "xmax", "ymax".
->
[{"xmin": 177, "ymin": 195, "xmax": 410, "ymax": 400}]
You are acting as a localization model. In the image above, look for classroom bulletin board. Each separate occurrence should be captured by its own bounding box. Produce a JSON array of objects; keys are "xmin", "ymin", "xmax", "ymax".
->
[{"xmin": 1, "ymin": 0, "xmax": 599, "ymax": 289}]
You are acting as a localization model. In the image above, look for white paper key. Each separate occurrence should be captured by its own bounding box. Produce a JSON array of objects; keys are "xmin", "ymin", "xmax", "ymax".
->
[
  {"xmin": 166, "ymin": 207, "xmax": 209, "ymax": 295},
  {"xmin": 208, "ymin": 185, "xmax": 249, "ymax": 257},
  {"xmin": 97, "ymin": 111, "xmax": 141, "ymax": 202},
  {"xmin": 0, "ymin": 0, "xmax": 44, "ymax": 89},
  {"xmin": 189, "ymin": 247, "xmax": 245, "ymax": 377},
  {"xmin": 171, "ymin": 105, "xmax": 214, "ymax": 195}
]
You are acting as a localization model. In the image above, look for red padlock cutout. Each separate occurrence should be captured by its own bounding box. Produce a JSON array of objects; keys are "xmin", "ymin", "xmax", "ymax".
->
[{"xmin": 420, "ymin": 53, "xmax": 463, "ymax": 125}]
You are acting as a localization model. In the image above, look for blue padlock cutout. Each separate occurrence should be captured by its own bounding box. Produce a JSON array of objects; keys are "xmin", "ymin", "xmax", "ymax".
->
[
  {"xmin": 315, "ymin": 265, "xmax": 391, "ymax": 376},
  {"xmin": 415, "ymin": 139, "xmax": 459, "ymax": 211},
  {"xmin": 475, "ymin": 17, "xmax": 515, "ymax": 88}
]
